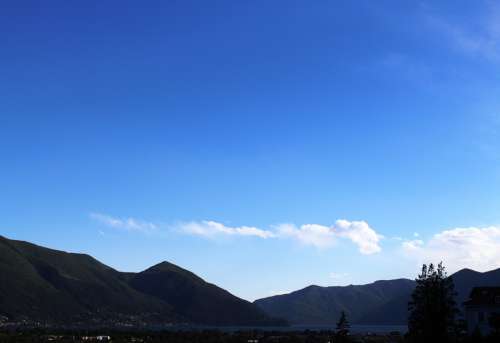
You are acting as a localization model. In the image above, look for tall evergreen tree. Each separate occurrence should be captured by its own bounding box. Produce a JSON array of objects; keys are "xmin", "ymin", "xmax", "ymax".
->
[
  {"xmin": 408, "ymin": 262, "xmax": 459, "ymax": 342},
  {"xmin": 489, "ymin": 313, "xmax": 500, "ymax": 336},
  {"xmin": 336, "ymin": 310, "xmax": 350, "ymax": 335}
]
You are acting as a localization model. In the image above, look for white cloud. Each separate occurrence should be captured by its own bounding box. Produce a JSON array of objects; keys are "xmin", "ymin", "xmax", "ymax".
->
[
  {"xmin": 334, "ymin": 219, "xmax": 383, "ymax": 254},
  {"xmin": 275, "ymin": 220, "xmax": 383, "ymax": 254},
  {"xmin": 90, "ymin": 212, "xmax": 158, "ymax": 234},
  {"xmin": 178, "ymin": 219, "xmax": 383, "ymax": 254},
  {"xmin": 96, "ymin": 214, "xmax": 384, "ymax": 255},
  {"xmin": 177, "ymin": 220, "xmax": 276, "ymax": 239},
  {"xmin": 402, "ymin": 226, "xmax": 500, "ymax": 272},
  {"xmin": 276, "ymin": 223, "xmax": 336, "ymax": 249}
]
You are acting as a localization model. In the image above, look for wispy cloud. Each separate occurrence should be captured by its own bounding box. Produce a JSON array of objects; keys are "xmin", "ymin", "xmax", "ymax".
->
[
  {"xmin": 179, "ymin": 219, "xmax": 383, "ymax": 255},
  {"xmin": 91, "ymin": 212, "xmax": 384, "ymax": 255},
  {"xmin": 276, "ymin": 223, "xmax": 336, "ymax": 249},
  {"xmin": 89, "ymin": 212, "xmax": 500, "ymax": 272},
  {"xmin": 90, "ymin": 213, "xmax": 382, "ymax": 255},
  {"xmin": 90, "ymin": 212, "xmax": 158, "ymax": 234},
  {"xmin": 425, "ymin": 2, "xmax": 500, "ymax": 63},
  {"xmin": 176, "ymin": 220, "xmax": 276, "ymax": 239},
  {"xmin": 402, "ymin": 226, "xmax": 500, "ymax": 272}
]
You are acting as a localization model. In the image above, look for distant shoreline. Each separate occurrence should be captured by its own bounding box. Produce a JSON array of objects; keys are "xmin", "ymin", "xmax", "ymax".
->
[{"xmin": 1, "ymin": 324, "xmax": 407, "ymax": 335}]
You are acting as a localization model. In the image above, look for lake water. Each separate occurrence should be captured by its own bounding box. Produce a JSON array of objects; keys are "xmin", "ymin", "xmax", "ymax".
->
[
  {"xmin": 168, "ymin": 324, "xmax": 408, "ymax": 334},
  {"xmin": 293, "ymin": 325, "xmax": 407, "ymax": 334}
]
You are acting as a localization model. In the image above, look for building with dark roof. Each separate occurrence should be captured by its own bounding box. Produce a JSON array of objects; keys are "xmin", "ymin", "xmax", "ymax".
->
[{"xmin": 464, "ymin": 287, "xmax": 500, "ymax": 335}]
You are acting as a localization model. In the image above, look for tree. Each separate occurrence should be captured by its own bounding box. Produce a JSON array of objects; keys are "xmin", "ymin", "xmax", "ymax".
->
[
  {"xmin": 408, "ymin": 262, "xmax": 459, "ymax": 342},
  {"xmin": 336, "ymin": 310, "xmax": 350, "ymax": 335},
  {"xmin": 489, "ymin": 313, "xmax": 500, "ymax": 336}
]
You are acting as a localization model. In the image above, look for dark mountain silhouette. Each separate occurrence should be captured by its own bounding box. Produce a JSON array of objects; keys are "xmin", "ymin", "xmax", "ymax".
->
[
  {"xmin": 0, "ymin": 236, "xmax": 283, "ymax": 326},
  {"xmin": 0, "ymin": 236, "xmax": 171, "ymax": 324},
  {"xmin": 451, "ymin": 267, "xmax": 500, "ymax": 306},
  {"xmin": 128, "ymin": 261, "xmax": 280, "ymax": 326},
  {"xmin": 356, "ymin": 292, "xmax": 413, "ymax": 324},
  {"xmin": 254, "ymin": 279, "xmax": 415, "ymax": 325},
  {"xmin": 3, "ymin": 234, "xmax": 499, "ymax": 327},
  {"xmin": 255, "ymin": 267, "xmax": 500, "ymax": 325}
]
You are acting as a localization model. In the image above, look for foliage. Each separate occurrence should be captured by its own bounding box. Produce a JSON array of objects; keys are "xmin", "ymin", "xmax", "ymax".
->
[
  {"xmin": 336, "ymin": 310, "xmax": 350, "ymax": 334},
  {"xmin": 407, "ymin": 262, "xmax": 459, "ymax": 342},
  {"xmin": 334, "ymin": 310, "xmax": 351, "ymax": 342},
  {"xmin": 489, "ymin": 313, "xmax": 500, "ymax": 335}
]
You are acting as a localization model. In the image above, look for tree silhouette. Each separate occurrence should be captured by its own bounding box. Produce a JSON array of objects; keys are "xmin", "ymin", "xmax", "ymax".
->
[
  {"xmin": 490, "ymin": 313, "xmax": 500, "ymax": 336},
  {"xmin": 336, "ymin": 310, "xmax": 350, "ymax": 335},
  {"xmin": 408, "ymin": 262, "xmax": 459, "ymax": 342}
]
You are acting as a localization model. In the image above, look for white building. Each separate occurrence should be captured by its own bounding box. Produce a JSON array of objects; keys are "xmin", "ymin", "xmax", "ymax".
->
[{"xmin": 464, "ymin": 287, "xmax": 500, "ymax": 336}]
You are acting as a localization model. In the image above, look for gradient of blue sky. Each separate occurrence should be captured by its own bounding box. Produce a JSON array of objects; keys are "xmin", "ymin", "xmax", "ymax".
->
[{"xmin": 2, "ymin": 0, "xmax": 500, "ymax": 300}]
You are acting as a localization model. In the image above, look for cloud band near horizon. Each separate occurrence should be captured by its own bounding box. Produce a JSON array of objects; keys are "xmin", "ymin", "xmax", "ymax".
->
[
  {"xmin": 175, "ymin": 219, "xmax": 383, "ymax": 255},
  {"xmin": 90, "ymin": 213, "xmax": 383, "ymax": 255},
  {"xmin": 90, "ymin": 212, "xmax": 500, "ymax": 272},
  {"xmin": 401, "ymin": 226, "xmax": 500, "ymax": 273}
]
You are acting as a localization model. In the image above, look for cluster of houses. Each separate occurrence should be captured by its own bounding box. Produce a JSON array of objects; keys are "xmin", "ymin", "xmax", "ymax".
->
[{"xmin": 81, "ymin": 336, "xmax": 112, "ymax": 342}]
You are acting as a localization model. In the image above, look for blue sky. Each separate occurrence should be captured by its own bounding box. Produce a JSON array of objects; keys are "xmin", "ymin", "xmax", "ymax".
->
[{"xmin": 2, "ymin": 0, "xmax": 500, "ymax": 301}]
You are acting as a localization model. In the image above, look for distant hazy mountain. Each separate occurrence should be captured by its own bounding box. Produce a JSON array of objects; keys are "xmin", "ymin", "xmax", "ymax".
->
[
  {"xmin": 0, "ymin": 236, "xmax": 283, "ymax": 326},
  {"xmin": 254, "ymin": 279, "xmax": 415, "ymax": 325},
  {"xmin": 254, "ymin": 267, "xmax": 500, "ymax": 325}
]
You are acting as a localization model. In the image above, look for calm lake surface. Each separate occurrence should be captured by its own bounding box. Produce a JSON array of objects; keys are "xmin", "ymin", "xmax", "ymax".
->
[
  {"xmin": 168, "ymin": 325, "xmax": 408, "ymax": 334},
  {"xmin": 293, "ymin": 325, "xmax": 407, "ymax": 334}
]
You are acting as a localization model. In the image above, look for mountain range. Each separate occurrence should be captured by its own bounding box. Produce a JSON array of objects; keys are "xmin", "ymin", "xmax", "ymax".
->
[
  {"xmin": 0, "ymin": 235, "xmax": 283, "ymax": 326},
  {"xmin": 254, "ymin": 267, "xmax": 500, "ymax": 325},
  {"xmin": 1, "ymin": 235, "xmax": 499, "ymax": 327}
]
